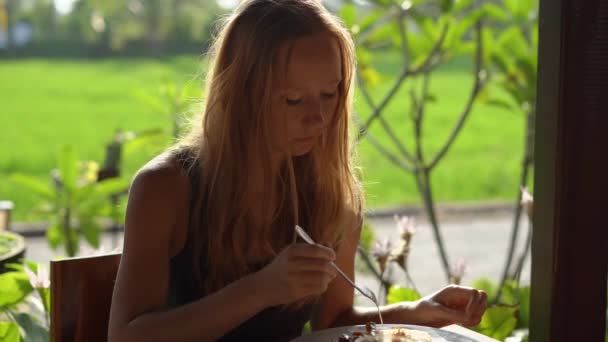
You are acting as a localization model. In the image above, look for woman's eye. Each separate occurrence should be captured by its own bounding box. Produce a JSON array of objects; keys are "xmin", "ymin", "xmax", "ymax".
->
[
  {"xmin": 321, "ymin": 92, "xmax": 337, "ymax": 99},
  {"xmin": 286, "ymin": 98, "xmax": 302, "ymax": 106}
]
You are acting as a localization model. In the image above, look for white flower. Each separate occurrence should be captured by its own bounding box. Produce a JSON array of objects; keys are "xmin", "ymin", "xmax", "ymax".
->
[
  {"xmin": 394, "ymin": 215, "xmax": 416, "ymax": 244},
  {"xmin": 372, "ymin": 238, "xmax": 393, "ymax": 274},
  {"xmin": 521, "ymin": 187, "xmax": 534, "ymax": 221},
  {"xmin": 25, "ymin": 265, "xmax": 50, "ymax": 289},
  {"xmin": 450, "ymin": 257, "xmax": 467, "ymax": 285}
]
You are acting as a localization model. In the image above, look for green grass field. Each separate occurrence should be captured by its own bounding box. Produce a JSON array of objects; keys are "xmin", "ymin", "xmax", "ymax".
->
[{"xmin": 0, "ymin": 55, "xmax": 524, "ymax": 221}]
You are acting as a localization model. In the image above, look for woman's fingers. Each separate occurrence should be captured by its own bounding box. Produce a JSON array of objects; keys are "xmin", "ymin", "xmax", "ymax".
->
[
  {"xmin": 435, "ymin": 285, "xmax": 478, "ymax": 307},
  {"xmin": 437, "ymin": 303, "xmax": 470, "ymax": 325},
  {"xmin": 467, "ymin": 290, "xmax": 487, "ymax": 326},
  {"xmin": 289, "ymin": 243, "xmax": 336, "ymax": 261},
  {"xmin": 434, "ymin": 286, "xmax": 488, "ymax": 327},
  {"xmin": 290, "ymin": 257, "xmax": 337, "ymax": 277},
  {"xmin": 464, "ymin": 290, "xmax": 479, "ymax": 315},
  {"xmin": 297, "ymin": 270, "xmax": 337, "ymax": 294}
]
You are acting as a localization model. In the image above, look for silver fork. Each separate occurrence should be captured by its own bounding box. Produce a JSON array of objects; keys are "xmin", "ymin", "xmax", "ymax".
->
[{"xmin": 294, "ymin": 225, "xmax": 384, "ymax": 324}]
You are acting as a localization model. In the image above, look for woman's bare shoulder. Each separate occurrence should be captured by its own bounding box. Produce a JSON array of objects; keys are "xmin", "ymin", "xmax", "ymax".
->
[
  {"xmin": 131, "ymin": 151, "xmax": 191, "ymax": 196},
  {"xmin": 125, "ymin": 152, "xmax": 193, "ymax": 243}
]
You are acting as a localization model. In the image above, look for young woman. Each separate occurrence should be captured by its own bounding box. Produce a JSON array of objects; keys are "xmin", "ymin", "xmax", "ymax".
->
[{"xmin": 108, "ymin": 1, "xmax": 487, "ymax": 341}]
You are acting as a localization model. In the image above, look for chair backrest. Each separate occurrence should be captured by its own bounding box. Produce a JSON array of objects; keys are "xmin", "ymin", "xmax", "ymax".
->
[{"xmin": 50, "ymin": 253, "xmax": 121, "ymax": 342}]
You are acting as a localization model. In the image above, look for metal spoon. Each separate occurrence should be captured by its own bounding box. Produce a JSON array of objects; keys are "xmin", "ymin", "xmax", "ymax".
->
[{"xmin": 294, "ymin": 225, "xmax": 384, "ymax": 324}]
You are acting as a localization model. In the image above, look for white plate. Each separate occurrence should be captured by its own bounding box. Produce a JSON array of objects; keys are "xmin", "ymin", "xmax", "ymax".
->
[{"xmin": 291, "ymin": 324, "xmax": 479, "ymax": 342}]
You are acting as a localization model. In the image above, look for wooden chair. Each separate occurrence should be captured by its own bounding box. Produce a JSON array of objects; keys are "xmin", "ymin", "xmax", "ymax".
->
[{"xmin": 50, "ymin": 253, "xmax": 121, "ymax": 342}]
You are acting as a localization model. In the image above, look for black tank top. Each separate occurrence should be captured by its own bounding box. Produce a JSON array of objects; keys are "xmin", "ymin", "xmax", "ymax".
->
[{"xmin": 165, "ymin": 150, "xmax": 314, "ymax": 341}]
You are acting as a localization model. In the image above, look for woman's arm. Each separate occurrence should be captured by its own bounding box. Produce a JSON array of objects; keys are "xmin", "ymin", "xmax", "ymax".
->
[
  {"xmin": 311, "ymin": 210, "xmax": 487, "ymax": 330},
  {"xmin": 108, "ymin": 162, "xmax": 268, "ymax": 342}
]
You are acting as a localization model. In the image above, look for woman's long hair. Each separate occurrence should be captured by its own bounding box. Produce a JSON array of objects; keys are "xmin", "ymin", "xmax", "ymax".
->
[{"xmin": 174, "ymin": 0, "xmax": 363, "ymax": 296}]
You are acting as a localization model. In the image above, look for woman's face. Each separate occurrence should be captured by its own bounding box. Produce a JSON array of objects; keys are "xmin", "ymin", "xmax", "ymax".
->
[{"xmin": 270, "ymin": 32, "xmax": 343, "ymax": 157}]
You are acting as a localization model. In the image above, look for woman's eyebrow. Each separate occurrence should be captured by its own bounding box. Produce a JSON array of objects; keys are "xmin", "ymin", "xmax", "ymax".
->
[{"xmin": 283, "ymin": 79, "xmax": 342, "ymax": 92}]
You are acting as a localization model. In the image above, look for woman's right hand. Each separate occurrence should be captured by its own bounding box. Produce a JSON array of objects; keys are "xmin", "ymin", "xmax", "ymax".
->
[{"xmin": 251, "ymin": 243, "xmax": 338, "ymax": 307}]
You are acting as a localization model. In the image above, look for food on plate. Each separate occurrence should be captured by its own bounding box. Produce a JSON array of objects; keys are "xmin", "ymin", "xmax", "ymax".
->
[{"xmin": 337, "ymin": 322, "xmax": 432, "ymax": 342}]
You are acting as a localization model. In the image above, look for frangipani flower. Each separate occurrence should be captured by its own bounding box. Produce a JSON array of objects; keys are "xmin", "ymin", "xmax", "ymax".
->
[
  {"xmin": 450, "ymin": 257, "xmax": 467, "ymax": 285},
  {"xmin": 372, "ymin": 238, "xmax": 393, "ymax": 274},
  {"xmin": 390, "ymin": 241, "xmax": 410, "ymax": 271},
  {"xmin": 394, "ymin": 215, "xmax": 416, "ymax": 245},
  {"xmin": 25, "ymin": 265, "xmax": 50, "ymax": 289},
  {"xmin": 521, "ymin": 187, "xmax": 534, "ymax": 221}
]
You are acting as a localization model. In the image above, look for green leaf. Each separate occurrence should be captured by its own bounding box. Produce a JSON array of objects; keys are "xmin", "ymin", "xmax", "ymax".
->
[
  {"xmin": 9, "ymin": 174, "xmax": 55, "ymax": 200},
  {"xmin": 491, "ymin": 50, "xmax": 513, "ymax": 74},
  {"xmin": 133, "ymin": 90, "xmax": 168, "ymax": 116},
  {"xmin": 497, "ymin": 27, "xmax": 529, "ymax": 59},
  {"xmin": 439, "ymin": 0, "xmax": 454, "ymax": 12},
  {"xmin": 302, "ymin": 321, "xmax": 311, "ymax": 335},
  {"xmin": 356, "ymin": 46, "xmax": 373, "ymax": 66},
  {"xmin": 340, "ymin": 3, "xmax": 357, "ymax": 30},
  {"xmin": 365, "ymin": 21, "xmax": 400, "ymax": 46},
  {"xmin": 499, "ymin": 280, "xmax": 520, "ymax": 305},
  {"xmin": 25, "ymin": 261, "xmax": 39, "ymax": 273},
  {"xmin": 531, "ymin": 23, "xmax": 539, "ymax": 52},
  {"xmin": 80, "ymin": 218, "xmax": 102, "ymax": 249},
  {"xmin": 0, "ymin": 272, "xmax": 34, "ymax": 308},
  {"xmin": 123, "ymin": 128, "xmax": 166, "ymax": 158},
  {"xmin": 0, "ymin": 322, "xmax": 20, "ymax": 342},
  {"xmin": 359, "ymin": 9, "xmax": 384, "ymax": 34},
  {"xmin": 486, "ymin": 98, "xmax": 516, "ymax": 111},
  {"xmin": 370, "ymin": 0, "xmax": 392, "ymax": 6},
  {"xmin": 517, "ymin": 286, "xmax": 531, "ymax": 329},
  {"xmin": 455, "ymin": 41, "xmax": 475, "ymax": 56},
  {"xmin": 474, "ymin": 305, "xmax": 518, "ymax": 340},
  {"xmin": 10, "ymin": 261, "xmax": 40, "ymax": 274},
  {"xmin": 458, "ymin": 8, "xmax": 482, "ymax": 34},
  {"xmin": 515, "ymin": 56, "xmax": 537, "ymax": 87},
  {"xmin": 72, "ymin": 183, "xmax": 96, "ymax": 204},
  {"xmin": 502, "ymin": 79, "xmax": 527, "ymax": 106},
  {"xmin": 57, "ymin": 145, "xmax": 78, "ymax": 192},
  {"xmin": 12, "ymin": 313, "xmax": 49, "ymax": 342},
  {"xmin": 387, "ymin": 286, "xmax": 421, "ymax": 304},
  {"xmin": 505, "ymin": 0, "xmax": 535, "ymax": 23},
  {"xmin": 361, "ymin": 66, "xmax": 382, "ymax": 87},
  {"xmin": 4, "ymin": 263, "xmax": 24, "ymax": 272},
  {"xmin": 40, "ymin": 287, "xmax": 51, "ymax": 314},
  {"xmin": 359, "ymin": 221, "xmax": 375, "ymax": 253},
  {"xmin": 65, "ymin": 228, "xmax": 80, "ymax": 257},
  {"xmin": 92, "ymin": 178, "xmax": 130, "ymax": 198},
  {"xmin": 46, "ymin": 224, "xmax": 63, "ymax": 250},
  {"xmin": 482, "ymin": 3, "xmax": 509, "ymax": 22},
  {"xmin": 408, "ymin": 32, "xmax": 434, "ymax": 64},
  {"xmin": 472, "ymin": 278, "xmax": 497, "ymax": 302},
  {"xmin": 417, "ymin": 17, "xmax": 439, "ymax": 40},
  {"xmin": 453, "ymin": 0, "xmax": 474, "ymax": 12},
  {"xmin": 442, "ymin": 17, "xmax": 461, "ymax": 50},
  {"xmin": 519, "ymin": 0, "xmax": 538, "ymax": 17},
  {"xmin": 481, "ymin": 27, "xmax": 495, "ymax": 65},
  {"xmin": 425, "ymin": 94, "xmax": 437, "ymax": 103}
]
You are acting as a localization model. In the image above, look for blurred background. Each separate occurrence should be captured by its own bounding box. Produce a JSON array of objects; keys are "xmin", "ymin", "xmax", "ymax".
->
[{"xmin": 0, "ymin": 0, "xmax": 541, "ymax": 341}]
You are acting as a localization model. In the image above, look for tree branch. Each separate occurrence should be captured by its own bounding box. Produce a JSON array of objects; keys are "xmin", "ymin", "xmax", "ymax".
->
[
  {"xmin": 396, "ymin": 7, "xmax": 410, "ymax": 67},
  {"xmin": 356, "ymin": 23, "xmax": 449, "ymax": 142},
  {"xmin": 427, "ymin": 21, "xmax": 485, "ymax": 171},
  {"xmin": 355, "ymin": 118, "xmax": 415, "ymax": 173},
  {"xmin": 357, "ymin": 246, "xmax": 392, "ymax": 289},
  {"xmin": 357, "ymin": 75, "xmax": 417, "ymax": 164},
  {"xmin": 414, "ymin": 73, "xmax": 431, "ymax": 165}
]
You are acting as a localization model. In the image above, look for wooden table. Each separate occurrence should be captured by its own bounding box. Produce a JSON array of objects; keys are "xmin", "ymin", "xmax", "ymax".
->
[{"xmin": 442, "ymin": 325, "xmax": 499, "ymax": 342}]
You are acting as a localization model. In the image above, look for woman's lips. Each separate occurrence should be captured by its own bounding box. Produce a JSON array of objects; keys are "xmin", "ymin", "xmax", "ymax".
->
[{"xmin": 296, "ymin": 136, "xmax": 316, "ymax": 143}]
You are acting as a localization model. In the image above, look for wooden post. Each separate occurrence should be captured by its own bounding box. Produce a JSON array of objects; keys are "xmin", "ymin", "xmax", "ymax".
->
[{"xmin": 531, "ymin": 0, "xmax": 608, "ymax": 341}]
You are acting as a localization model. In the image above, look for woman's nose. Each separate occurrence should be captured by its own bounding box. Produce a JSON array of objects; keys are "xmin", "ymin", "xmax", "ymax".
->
[{"xmin": 304, "ymin": 100, "xmax": 325, "ymax": 126}]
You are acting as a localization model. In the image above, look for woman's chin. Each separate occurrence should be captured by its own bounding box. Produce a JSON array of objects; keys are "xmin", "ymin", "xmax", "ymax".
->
[
  {"xmin": 290, "ymin": 146, "xmax": 314, "ymax": 156},
  {"xmin": 290, "ymin": 140, "xmax": 316, "ymax": 156}
]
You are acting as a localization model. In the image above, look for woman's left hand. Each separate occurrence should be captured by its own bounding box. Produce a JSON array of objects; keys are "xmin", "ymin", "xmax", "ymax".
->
[{"xmin": 410, "ymin": 285, "xmax": 487, "ymax": 328}]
